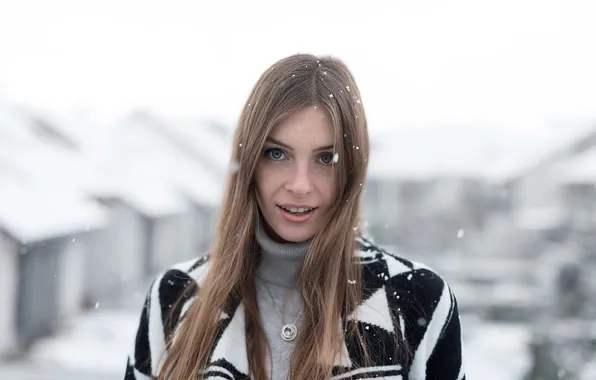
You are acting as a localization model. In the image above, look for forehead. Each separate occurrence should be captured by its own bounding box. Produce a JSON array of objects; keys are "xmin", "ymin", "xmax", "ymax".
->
[{"xmin": 269, "ymin": 107, "xmax": 334, "ymax": 147}]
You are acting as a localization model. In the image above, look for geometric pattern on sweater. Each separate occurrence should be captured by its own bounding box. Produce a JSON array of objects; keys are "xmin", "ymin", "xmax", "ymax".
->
[{"xmin": 124, "ymin": 234, "xmax": 466, "ymax": 380}]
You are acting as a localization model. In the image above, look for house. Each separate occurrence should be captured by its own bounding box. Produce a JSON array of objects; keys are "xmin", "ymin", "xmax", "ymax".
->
[
  {"xmin": 149, "ymin": 114, "xmax": 233, "ymax": 177},
  {"xmin": 132, "ymin": 113, "xmax": 232, "ymax": 251},
  {"xmin": 497, "ymin": 123, "xmax": 596, "ymax": 256},
  {"xmin": 0, "ymin": 101, "xmax": 108, "ymax": 351},
  {"xmin": 363, "ymin": 126, "xmax": 520, "ymax": 253},
  {"xmin": 0, "ymin": 229, "xmax": 18, "ymax": 357},
  {"xmin": 557, "ymin": 145, "xmax": 596, "ymax": 237},
  {"xmin": 0, "ymin": 183, "xmax": 106, "ymax": 350},
  {"xmin": 110, "ymin": 112, "xmax": 226, "ymax": 260},
  {"xmin": 16, "ymin": 108, "xmax": 225, "ymax": 307}
]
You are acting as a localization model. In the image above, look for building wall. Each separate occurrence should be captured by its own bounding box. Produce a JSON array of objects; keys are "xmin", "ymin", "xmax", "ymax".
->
[
  {"xmin": 57, "ymin": 234, "xmax": 86, "ymax": 321},
  {"xmin": 85, "ymin": 199, "xmax": 145, "ymax": 308},
  {"xmin": 0, "ymin": 230, "xmax": 18, "ymax": 355}
]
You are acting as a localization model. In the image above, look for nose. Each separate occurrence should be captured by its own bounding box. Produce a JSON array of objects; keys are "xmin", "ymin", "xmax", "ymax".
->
[{"xmin": 284, "ymin": 162, "xmax": 312, "ymax": 196}]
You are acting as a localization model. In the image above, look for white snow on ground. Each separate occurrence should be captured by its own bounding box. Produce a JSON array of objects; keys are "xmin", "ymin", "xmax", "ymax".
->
[
  {"xmin": 27, "ymin": 309, "xmax": 139, "ymax": 376},
  {"xmin": 21, "ymin": 311, "xmax": 531, "ymax": 379},
  {"xmin": 462, "ymin": 316, "xmax": 531, "ymax": 380}
]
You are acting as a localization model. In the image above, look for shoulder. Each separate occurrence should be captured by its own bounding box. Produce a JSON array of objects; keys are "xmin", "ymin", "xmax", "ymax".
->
[
  {"xmin": 356, "ymin": 233, "xmax": 457, "ymax": 330},
  {"xmin": 147, "ymin": 255, "xmax": 211, "ymax": 313},
  {"xmin": 356, "ymin": 234, "xmax": 464, "ymax": 374},
  {"xmin": 158, "ymin": 255, "xmax": 211, "ymax": 288},
  {"xmin": 126, "ymin": 256, "xmax": 211, "ymax": 377},
  {"xmin": 356, "ymin": 233, "xmax": 449, "ymax": 289}
]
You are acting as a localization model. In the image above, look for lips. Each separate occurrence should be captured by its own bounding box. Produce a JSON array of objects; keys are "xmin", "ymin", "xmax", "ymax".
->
[{"xmin": 277, "ymin": 204, "xmax": 317, "ymax": 223}]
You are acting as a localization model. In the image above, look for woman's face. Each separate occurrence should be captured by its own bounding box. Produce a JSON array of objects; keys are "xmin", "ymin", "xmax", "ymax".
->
[{"xmin": 255, "ymin": 106, "xmax": 336, "ymax": 243}]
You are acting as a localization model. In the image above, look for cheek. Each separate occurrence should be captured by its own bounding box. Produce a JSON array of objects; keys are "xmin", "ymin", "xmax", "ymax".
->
[
  {"xmin": 317, "ymin": 175, "xmax": 336, "ymax": 206},
  {"xmin": 254, "ymin": 163, "xmax": 276, "ymax": 197},
  {"xmin": 254, "ymin": 163, "xmax": 267, "ymax": 195}
]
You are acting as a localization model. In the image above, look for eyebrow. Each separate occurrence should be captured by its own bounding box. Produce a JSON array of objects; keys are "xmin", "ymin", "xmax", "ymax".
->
[{"xmin": 265, "ymin": 137, "xmax": 334, "ymax": 152}]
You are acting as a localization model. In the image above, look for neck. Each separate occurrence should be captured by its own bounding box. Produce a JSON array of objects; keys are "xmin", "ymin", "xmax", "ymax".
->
[{"xmin": 254, "ymin": 220, "xmax": 311, "ymax": 288}]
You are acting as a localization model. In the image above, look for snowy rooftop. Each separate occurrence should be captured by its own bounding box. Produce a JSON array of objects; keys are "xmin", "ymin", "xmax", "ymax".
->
[
  {"xmin": 162, "ymin": 116, "xmax": 234, "ymax": 174},
  {"xmin": 0, "ymin": 102, "xmax": 109, "ymax": 241},
  {"xmin": 0, "ymin": 185, "xmax": 107, "ymax": 243},
  {"xmin": 557, "ymin": 145, "xmax": 596, "ymax": 184},
  {"xmin": 108, "ymin": 114, "xmax": 225, "ymax": 207},
  {"xmin": 367, "ymin": 126, "xmax": 535, "ymax": 180},
  {"xmin": 367, "ymin": 122, "xmax": 596, "ymax": 183},
  {"xmin": 496, "ymin": 121, "xmax": 596, "ymax": 182},
  {"xmin": 1, "ymin": 102, "xmax": 225, "ymax": 223}
]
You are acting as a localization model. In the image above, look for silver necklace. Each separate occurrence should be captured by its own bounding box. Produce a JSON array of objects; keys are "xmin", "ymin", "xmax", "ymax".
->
[{"xmin": 260, "ymin": 282, "xmax": 302, "ymax": 342}]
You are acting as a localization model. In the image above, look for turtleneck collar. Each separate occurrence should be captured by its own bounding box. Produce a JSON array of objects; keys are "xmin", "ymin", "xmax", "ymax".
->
[{"xmin": 254, "ymin": 219, "xmax": 312, "ymax": 288}]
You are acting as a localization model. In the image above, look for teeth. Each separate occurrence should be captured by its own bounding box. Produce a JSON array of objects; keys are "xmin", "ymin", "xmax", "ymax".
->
[{"xmin": 282, "ymin": 206, "xmax": 313, "ymax": 214}]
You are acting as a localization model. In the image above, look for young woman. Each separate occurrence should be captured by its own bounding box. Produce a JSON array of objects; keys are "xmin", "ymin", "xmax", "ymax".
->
[{"xmin": 124, "ymin": 54, "xmax": 465, "ymax": 380}]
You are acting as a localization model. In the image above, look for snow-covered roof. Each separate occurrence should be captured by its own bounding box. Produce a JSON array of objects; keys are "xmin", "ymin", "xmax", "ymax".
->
[
  {"xmin": 0, "ymin": 106, "xmax": 107, "ymax": 241},
  {"xmin": 7, "ymin": 104, "xmax": 223, "ymax": 216},
  {"xmin": 0, "ymin": 101, "xmax": 88, "ymax": 187},
  {"xmin": 367, "ymin": 126, "xmax": 533, "ymax": 181},
  {"xmin": 557, "ymin": 145, "xmax": 596, "ymax": 184},
  {"xmin": 1, "ymin": 100, "xmax": 226, "ymax": 221},
  {"xmin": 0, "ymin": 184, "xmax": 107, "ymax": 243},
  {"xmin": 85, "ymin": 171, "xmax": 187, "ymax": 218},
  {"xmin": 367, "ymin": 122, "xmax": 596, "ymax": 183},
  {"xmin": 495, "ymin": 121, "xmax": 596, "ymax": 182},
  {"xmin": 91, "ymin": 114, "xmax": 224, "ymax": 209},
  {"xmin": 163, "ymin": 116, "xmax": 234, "ymax": 175}
]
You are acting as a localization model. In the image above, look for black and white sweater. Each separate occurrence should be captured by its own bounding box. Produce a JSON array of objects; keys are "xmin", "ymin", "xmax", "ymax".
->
[{"xmin": 124, "ymin": 236, "xmax": 466, "ymax": 380}]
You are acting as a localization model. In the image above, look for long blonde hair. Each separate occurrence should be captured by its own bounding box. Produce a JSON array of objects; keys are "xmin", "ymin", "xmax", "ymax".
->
[{"xmin": 158, "ymin": 54, "xmax": 374, "ymax": 380}]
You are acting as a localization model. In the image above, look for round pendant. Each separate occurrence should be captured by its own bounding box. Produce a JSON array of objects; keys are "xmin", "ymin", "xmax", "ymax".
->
[{"xmin": 281, "ymin": 323, "xmax": 298, "ymax": 342}]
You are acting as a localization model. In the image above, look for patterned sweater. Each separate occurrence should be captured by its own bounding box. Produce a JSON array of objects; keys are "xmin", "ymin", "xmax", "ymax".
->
[{"xmin": 124, "ymin": 236, "xmax": 466, "ymax": 379}]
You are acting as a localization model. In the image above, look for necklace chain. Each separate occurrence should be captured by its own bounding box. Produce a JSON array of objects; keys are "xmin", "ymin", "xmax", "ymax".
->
[
  {"xmin": 260, "ymin": 281, "xmax": 302, "ymax": 325},
  {"xmin": 259, "ymin": 281, "xmax": 302, "ymax": 341}
]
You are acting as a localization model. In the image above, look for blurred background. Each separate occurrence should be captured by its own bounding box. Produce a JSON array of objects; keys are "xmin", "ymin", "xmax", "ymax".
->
[{"xmin": 1, "ymin": 0, "xmax": 595, "ymax": 379}]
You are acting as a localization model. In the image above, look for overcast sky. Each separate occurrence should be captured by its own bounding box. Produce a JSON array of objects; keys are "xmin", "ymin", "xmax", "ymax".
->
[{"xmin": 0, "ymin": 0, "xmax": 595, "ymax": 134}]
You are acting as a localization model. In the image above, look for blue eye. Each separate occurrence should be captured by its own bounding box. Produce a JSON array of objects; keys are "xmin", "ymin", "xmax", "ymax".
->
[
  {"xmin": 265, "ymin": 148, "xmax": 285, "ymax": 160},
  {"xmin": 319, "ymin": 152, "xmax": 334, "ymax": 165}
]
